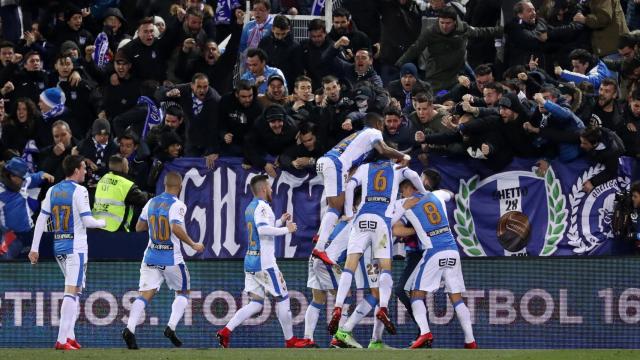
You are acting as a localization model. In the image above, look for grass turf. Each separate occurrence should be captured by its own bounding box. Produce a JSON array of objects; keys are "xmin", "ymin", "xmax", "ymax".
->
[{"xmin": 2, "ymin": 349, "xmax": 639, "ymax": 360}]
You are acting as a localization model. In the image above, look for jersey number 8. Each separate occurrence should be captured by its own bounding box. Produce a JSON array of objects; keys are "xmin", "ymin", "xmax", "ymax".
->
[
  {"xmin": 149, "ymin": 215, "xmax": 170, "ymax": 241},
  {"xmin": 423, "ymin": 202, "xmax": 442, "ymax": 224}
]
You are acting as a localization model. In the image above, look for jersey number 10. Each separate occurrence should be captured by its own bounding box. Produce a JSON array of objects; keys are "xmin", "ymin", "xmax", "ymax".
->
[{"xmin": 149, "ymin": 215, "xmax": 170, "ymax": 241}]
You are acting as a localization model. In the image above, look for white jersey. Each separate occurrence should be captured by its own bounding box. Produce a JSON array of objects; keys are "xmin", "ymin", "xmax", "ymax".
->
[
  {"xmin": 245, "ymin": 198, "xmax": 285, "ymax": 272},
  {"xmin": 139, "ymin": 192, "xmax": 186, "ymax": 266},
  {"xmin": 40, "ymin": 180, "xmax": 93, "ymax": 255},
  {"xmin": 325, "ymin": 128, "xmax": 384, "ymax": 170}
]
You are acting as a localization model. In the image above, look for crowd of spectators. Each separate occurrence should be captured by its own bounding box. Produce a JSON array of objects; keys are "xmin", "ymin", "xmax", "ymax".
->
[{"xmin": 0, "ymin": 0, "xmax": 639, "ymax": 257}]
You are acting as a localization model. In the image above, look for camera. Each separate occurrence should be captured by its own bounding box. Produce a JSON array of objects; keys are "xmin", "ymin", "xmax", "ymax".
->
[{"xmin": 612, "ymin": 190, "xmax": 634, "ymax": 240}]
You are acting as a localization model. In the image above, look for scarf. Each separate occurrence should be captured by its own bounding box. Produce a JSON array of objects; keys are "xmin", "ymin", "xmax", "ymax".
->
[
  {"xmin": 192, "ymin": 93, "xmax": 204, "ymax": 116},
  {"xmin": 93, "ymin": 32, "xmax": 110, "ymax": 69},
  {"xmin": 311, "ymin": 0, "xmax": 326, "ymax": 15},
  {"xmin": 215, "ymin": 0, "xmax": 241, "ymax": 24},
  {"xmin": 247, "ymin": 17, "xmax": 271, "ymax": 49},
  {"xmin": 138, "ymin": 96, "xmax": 162, "ymax": 140},
  {"xmin": 42, "ymin": 104, "xmax": 65, "ymax": 121},
  {"xmin": 21, "ymin": 140, "xmax": 39, "ymax": 172}
]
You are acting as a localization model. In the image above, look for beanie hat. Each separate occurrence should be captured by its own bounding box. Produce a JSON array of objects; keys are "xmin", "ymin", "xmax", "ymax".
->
[
  {"xmin": 92, "ymin": 118, "xmax": 111, "ymax": 136},
  {"xmin": 60, "ymin": 40, "xmax": 80, "ymax": 54},
  {"xmin": 40, "ymin": 87, "xmax": 66, "ymax": 108},
  {"xmin": 4, "ymin": 157, "xmax": 29, "ymax": 178},
  {"xmin": 264, "ymin": 104, "xmax": 287, "ymax": 121},
  {"xmin": 400, "ymin": 63, "xmax": 418, "ymax": 78}
]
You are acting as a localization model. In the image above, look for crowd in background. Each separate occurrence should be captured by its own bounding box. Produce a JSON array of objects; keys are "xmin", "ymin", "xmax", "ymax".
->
[{"xmin": 0, "ymin": 0, "xmax": 639, "ymax": 258}]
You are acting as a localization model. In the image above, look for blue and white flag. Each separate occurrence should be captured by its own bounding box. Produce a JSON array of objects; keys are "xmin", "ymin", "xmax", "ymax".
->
[
  {"xmin": 138, "ymin": 96, "xmax": 163, "ymax": 140},
  {"xmin": 311, "ymin": 0, "xmax": 325, "ymax": 15},
  {"xmin": 93, "ymin": 32, "xmax": 110, "ymax": 69}
]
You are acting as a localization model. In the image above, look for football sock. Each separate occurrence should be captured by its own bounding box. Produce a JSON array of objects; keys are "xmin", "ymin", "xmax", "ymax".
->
[
  {"xmin": 371, "ymin": 305, "xmax": 385, "ymax": 341},
  {"xmin": 127, "ymin": 297, "xmax": 148, "ymax": 334},
  {"xmin": 339, "ymin": 298, "xmax": 352, "ymax": 327},
  {"xmin": 167, "ymin": 295, "xmax": 188, "ymax": 331},
  {"xmin": 276, "ymin": 296, "xmax": 294, "ymax": 340},
  {"xmin": 304, "ymin": 301, "xmax": 323, "ymax": 340},
  {"xmin": 57, "ymin": 294, "xmax": 76, "ymax": 344},
  {"xmin": 379, "ymin": 270, "xmax": 393, "ymax": 308},
  {"xmin": 343, "ymin": 294, "xmax": 377, "ymax": 332},
  {"xmin": 454, "ymin": 300, "xmax": 475, "ymax": 343},
  {"xmin": 67, "ymin": 295, "xmax": 80, "ymax": 340},
  {"xmin": 334, "ymin": 269, "xmax": 353, "ymax": 307},
  {"xmin": 411, "ymin": 298, "xmax": 431, "ymax": 335},
  {"xmin": 316, "ymin": 208, "xmax": 339, "ymax": 249},
  {"xmin": 226, "ymin": 300, "xmax": 263, "ymax": 331}
]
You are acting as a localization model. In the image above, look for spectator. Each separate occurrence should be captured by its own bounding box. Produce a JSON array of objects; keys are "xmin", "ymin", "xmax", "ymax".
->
[
  {"xmin": 323, "ymin": 45, "xmax": 383, "ymax": 88},
  {"xmin": 378, "ymin": 0, "xmax": 422, "ymax": 84},
  {"xmin": 121, "ymin": 17, "xmax": 177, "ymax": 82},
  {"xmin": 75, "ymin": 118, "xmax": 119, "ymax": 187},
  {"xmin": 286, "ymin": 75, "xmax": 318, "ymax": 125},
  {"xmin": 148, "ymin": 130, "xmax": 184, "ymax": 188},
  {"xmin": 52, "ymin": 6, "xmax": 95, "ymax": 55},
  {"xmin": 2, "ymin": 52, "xmax": 51, "ymax": 111},
  {"xmin": 218, "ymin": 80, "xmax": 263, "ymax": 157},
  {"xmin": 0, "ymin": 157, "xmax": 54, "ymax": 259},
  {"xmin": 318, "ymin": 75, "xmax": 356, "ymax": 144},
  {"xmin": 257, "ymin": 74, "xmax": 289, "ymax": 108},
  {"xmin": 93, "ymin": 154, "xmax": 151, "ymax": 232},
  {"xmin": 118, "ymin": 131, "xmax": 151, "ymax": 191},
  {"xmin": 101, "ymin": 7, "xmax": 131, "ymax": 54},
  {"xmin": 244, "ymin": 104, "xmax": 298, "ymax": 177},
  {"xmin": 299, "ymin": 19, "xmax": 333, "ymax": 90},
  {"xmin": 327, "ymin": 8, "xmax": 371, "ymax": 62},
  {"xmin": 386, "ymin": 63, "xmax": 431, "ymax": 115},
  {"xmin": 146, "ymin": 105, "xmax": 187, "ymax": 154},
  {"xmin": 382, "ymin": 105, "xmax": 415, "ymax": 153},
  {"xmin": 505, "ymin": 1, "xmax": 550, "ymax": 70},
  {"xmin": 0, "ymin": 41, "xmax": 15, "ymax": 73},
  {"xmin": 113, "ymin": 80, "xmax": 160, "ymax": 138},
  {"xmin": 279, "ymin": 122, "xmax": 325, "ymax": 172},
  {"xmin": 443, "ymin": 63, "xmax": 494, "ymax": 103},
  {"xmin": 37, "ymin": 120, "xmax": 79, "ymax": 183},
  {"xmin": 36, "ymin": 87, "xmax": 75, "ymax": 149},
  {"xmin": 523, "ymin": 86, "xmax": 586, "ymax": 162},
  {"xmin": 258, "ymin": 15, "xmax": 303, "ymax": 92},
  {"xmin": 585, "ymin": 78, "xmax": 623, "ymax": 129},
  {"xmin": 177, "ymin": 7, "xmax": 208, "ymax": 50},
  {"xmin": 396, "ymin": 5, "xmax": 501, "ymax": 91},
  {"xmin": 555, "ymin": 49, "xmax": 612, "ymax": 90},
  {"xmin": 16, "ymin": 22, "xmax": 56, "ymax": 70},
  {"xmin": 579, "ymin": 126, "xmax": 625, "ymax": 193},
  {"xmin": 239, "ymin": 0, "xmax": 274, "ymax": 54},
  {"xmin": 1, "ymin": 98, "xmax": 42, "ymax": 163},
  {"xmin": 100, "ymin": 50, "xmax": 141, "ymax": 121},
  {"xmin": 241, "ymin": 47, "xmax": 286, "ymax": 95},
  {"xmin": 572, "ymin": 0, "xmax": 629, "ymax": 57},
  {"xmin": 158, "ymin": 73, "xmax": 221, "ymax": 164},
  {"xmin": 412, "ymin": 92, "xmax": 465, "ymax": 159},
  {"xmin": 176, "ymin": 8, "xmax": 243, "ymax": 94}
]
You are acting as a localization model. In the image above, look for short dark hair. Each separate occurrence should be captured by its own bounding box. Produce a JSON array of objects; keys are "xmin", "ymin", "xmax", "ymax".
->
[
  {"xmin": 631, "ymin": 181, "xmax": 640, "ymax": 195},
  {"xmin": 295, "ymin": 75, "xmax": 312, "ymax": 88},
  {"xmin": 414, "ymin": 92, "xmax": 433, "ymax": 105},
  {"xmin": 140, "ymin": 80, "xmax": 159, "ymax": 98},
  {"xmin": 62, "ymin": 155, "xmax": 85, "ymax": 177},
  {"xmin": 365, "ymin": 112, "xmax": 384, "ymax": 128},
  {"xmin": 299, "ymin": 121, "xmax": 317, "ymax": 136},
  {"xmin": 0, "ymin": 41, "xmax": 15, "ymax": 50},
  {"xmin": 322, "ymin": 75, "xmax": 339, "ymax": 85},
  {"xmin": 333, "ymin": 8, "xmax": 350, "ymax": 19},
  {"xmin": 186, "ymin": 7, "xmax": 204, "ymax": 19},
  {"xmin": 630, "ymin": 88, "xmax": 640, "ymax": 102},
  {"xmin": 165, "ymin": 104, "xmax": 184, "ymax": 120},
  {"xmin": 235, "ymin": 79, "xmax": 254, "ymax": 92},
  {"xmin": 108, "ymin": 154, "xmax": 126, "ymax": 169},
  {"xmin": 191, "ymin": 72, "xmax": 209, "ymax": 83},
  {"xmin": 250, "ymin": 174, "xmax": 269, "ymax": 193},
  {"xmin": 569, "ymin": 49, "xmax": 594, "ymax": 68},
  {"xmin": 252, "ymin": 0, "xmax": 271, "ymax": 10},
  {"xmin": 55, "ymin": 51, "xmax": 73, "ymax": 63},
  {"xmin": 120, "ymin": 130, "xmax": 140, "ymax": 145},
  {"xmin": 475, "ymin": 64, "xmax": 493, "ymax": 76},
  {"xmin": 383, "ymin": 105, "xmax": 402, "ymax": 118},
  {"xmin": 437, "ymin": 5, "xmax": 458, "ymax": 21},
  {"xmin": 273, "ymin": 14, "xmax": 290, "ymax": 30},
  {"xmin": 422, "ymin": 168, "xmax": 442, "ymax": 190},
  {"xmin": 138, "ymin": 17, "xmax": 154, "ymax": 28},
  {"xmin": 540, "ymin": 85, "xmax": 560, "ymax": 99},
  {"xmin": 246, "ymin": 47, "xmax": 268, "ymax": 62},
  {"xmin": 618, "ymin": 33, "xmax": 639, "ymax": 50},
  {"xmin": 581, "ymin": 127, "xmax": 601, "ymax": 145},
  {"xmin": 308, "ymin": 19, "xmax": 325, "ymax": 32},
  {"xmin": 601, "ymin": 77, "xmax": 618, "ymax": 90},
  {"xmin": 24, "ymin": 51, "xmax": 40, "ymax": 61},
  {"xmin": 483, "ymin": 82, "xmax": 503, "ymax": 93}
]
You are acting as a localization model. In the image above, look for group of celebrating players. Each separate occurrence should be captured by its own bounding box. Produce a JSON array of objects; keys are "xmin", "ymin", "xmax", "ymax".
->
[{"xmin": 29, "ymin": 112, "xmax": 475, "ymax": 350}]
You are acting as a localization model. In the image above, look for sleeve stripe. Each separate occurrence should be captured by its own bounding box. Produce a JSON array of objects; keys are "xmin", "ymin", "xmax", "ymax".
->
[
  {"xmin": 170, "ymin": 220, "xmax": 183, "ymax": 224},
  {"xmin": 80, "ymin": 211, "xmax": 92, "ymax": 217},
  {"xmin": 41, "ymin": 210, "xmax": 51, "ymax": 216},
  {"xmin": 256, "ymin": 222, "xmax": 268, "ymax": 228}
]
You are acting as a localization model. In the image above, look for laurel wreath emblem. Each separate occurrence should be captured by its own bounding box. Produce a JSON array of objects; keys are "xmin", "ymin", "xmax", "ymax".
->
[
  {"xmin": 453, "ymin": 166, "xmax": 567, "ymax": 256},
  {"xmin": 540, "ymin": 166, "xmax": 568, "ymax": 256},
  {"xmin": 453, "ymin": 176, "xmax": 485, "ymax": 256},
  {"xmin": 567, "ymin": 164, "xmax": 604, "ymax": 247}
]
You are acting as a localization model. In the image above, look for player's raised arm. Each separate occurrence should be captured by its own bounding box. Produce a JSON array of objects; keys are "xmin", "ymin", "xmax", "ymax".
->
[{"xmin": 403, "ymin": 168, "xmax": 429, "ymax": 195}]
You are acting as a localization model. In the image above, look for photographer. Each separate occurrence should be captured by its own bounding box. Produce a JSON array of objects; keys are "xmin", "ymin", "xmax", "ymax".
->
[{"xmin": 619, "ymin": 182, "xmax": 640, "ymax": 253}]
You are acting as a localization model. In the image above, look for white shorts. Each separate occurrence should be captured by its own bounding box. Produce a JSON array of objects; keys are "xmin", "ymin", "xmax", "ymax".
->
[
  {"xmin": 307, "ymin": 257, "xmax": 342, "ymax": 290},
  {"xmin": 404, "ymin": 249, "xmax": 465, "ymax": 294},
  {"xmin": 244, "ymin": 267, "xmax": 289, "ymax": 299},
  {"xmin": 354, "ymin": 244, "xmax": 379, "ymax": 289},
  {"xmin": 316, "ymin": 156, "xmax": 346, "ymax": 197},
  {"xmin": 347, "ymin": 213, "xmax": 392, "ymax": 260},
  {"xmin": 139, "ymin": 263, "xmax": 191, "ymax": 292},
  {"xmin": 56, "ymin": 253, "xmax": 87, "ymax": 289}
]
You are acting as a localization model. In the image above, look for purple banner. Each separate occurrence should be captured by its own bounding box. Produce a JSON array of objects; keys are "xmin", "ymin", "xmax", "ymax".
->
[{"xmin": 157, "ymin": 156, "xmax": 633, "ymax": 259}]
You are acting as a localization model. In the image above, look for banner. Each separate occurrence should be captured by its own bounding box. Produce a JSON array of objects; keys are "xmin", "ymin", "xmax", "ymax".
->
[
  {"xmin": 155, "ymin": 156, "xmax": 634, "ymax": 260},
  {"xmin": 1, "ymin": 259, "xmax": 639, "ymax": 348}
]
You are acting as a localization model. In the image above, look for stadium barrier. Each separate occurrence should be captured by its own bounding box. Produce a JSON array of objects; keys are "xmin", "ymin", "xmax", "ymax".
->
[{"xmin": 1, "ymin": 257, "xmax": 638, "ymax": 348}]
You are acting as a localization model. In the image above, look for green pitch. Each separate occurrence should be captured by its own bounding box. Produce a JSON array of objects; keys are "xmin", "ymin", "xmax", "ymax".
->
[{"xmin": 3, "ymin": 349, "xmax": 639, "ymax": 360}]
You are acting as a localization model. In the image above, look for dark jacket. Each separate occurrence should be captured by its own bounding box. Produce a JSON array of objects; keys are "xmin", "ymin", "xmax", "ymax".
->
[
  {"xmin": 386, "ymin": 78, "xmax": 432, "ymax": 113},
  {"xmin": 322, "ymin": 45, "xmax": 383, "ymax": 88},
  {"xmin": 50, "ymin": 79, "xmax": 97, "ymax": 138},
  {"xmin": 113, "ymin": 105, "xmax": 148, "ymax": 139},
  {"xmin": 585, "ymin": 127, "xmax": 625, "ymax": 187},
  {"xmin": 279, "ymin": 142, "xmax": 325, "ymax": 172},
  {"xmin": 259, "ymin": 32, "xmax": 303, "ymax": 93},
  {"xmin": 121, "ymin": 35, "xmax": 176, "ymax": 82},
  {"xmin": 244, "ymin": 116, "xmax": 298, "ymax": 168},
  {"xmin": 378, "ymin": 0, "xmax": 422, "ymax": 66},
  {"xmin": 218, "ymin": 91, "xmax": 263, "ymax": 156},
  {"xmin": 298, "ymin": 38, "xmax": 333, "ymax": 90},
  {"xmin": 52, "ymin": 23, "xmax": 95, "ymax": 54},
  {"xmin": 157, "ymin": 84, "xmax": 221, "ymax": 156},
  {"xmin": 37, "ymin": 138, "xmax": 80, "ymax": 182},
  {"xmin": 327, "ymin": 26, "xmax": 371, "ymax": 60},
  {"xmin": 101, "ymin": 76, "xmax": 142, "ymax": 121},
  {"xmin": 396, "ymin": 18, "xmax": 501, "ymax": 91}
]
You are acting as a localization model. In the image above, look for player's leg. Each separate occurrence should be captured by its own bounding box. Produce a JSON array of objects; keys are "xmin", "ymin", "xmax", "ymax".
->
[
  {"xmin": 66, "ymin": 256, "xmax": 87, "ymax": 349},
  {"xmin": 123, "ymin": 263, "xmax": 161, "ymax": 349},
  {"xmin": 55, "ymin": 253, "xmax": 85, "ymax": 350},
  {"xmin": 372, "ymin": 216, "xmax": 395, "ymax": 334},
  {"xmin": 164, "ymin": 263, "xmax": 191, "ymax": 347},
  {"xmin": 444, "ymin": 254, "xmax": 475, "ymax": 349},
  {"xmin": 395, "ymin": 249, "xmax": 423, "ymax": 324},
  {"xmin": 315, "ymin": 158, "xmax": 344, "ymax": 247},
  {"xmin": 328, "ymin": 252, "xmax": 361, "ymax": 334},
  {"xmin": 449, "ymin": 293, "xmax": 476, "ymax": 348},
  {"xmin": 304, "ymin": 289, "xmax": 326, "ymax": 342},
  {"xmin": 408, "ymin": 290, "xmax": 433, "ymax": 349},
  {"xmin": 217, "ymin": 273, "xmax": 266, "ymax": 348}
]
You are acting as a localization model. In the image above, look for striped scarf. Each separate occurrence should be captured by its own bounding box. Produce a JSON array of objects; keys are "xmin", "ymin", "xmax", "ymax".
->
[
  {"xmin": 42, "ymin": 104, "xmax": 65, "ymax": 121},
  {"xmin": 138, "ymin": 96, "xmax": 162, "ymax": 140},
  {"xmin": 93, "ymin": 32, "xmax": 110, "ymax": 69}
]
